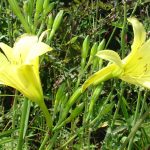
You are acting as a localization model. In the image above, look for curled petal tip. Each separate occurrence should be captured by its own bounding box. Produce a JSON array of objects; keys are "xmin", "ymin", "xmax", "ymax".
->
[
  {"xmin": 39, "ymin": 30, "xmax": 50, "ymax": 42},
  {"xmin": 127, "ymin": 17, "xmax": 146, "ymax": 52}
]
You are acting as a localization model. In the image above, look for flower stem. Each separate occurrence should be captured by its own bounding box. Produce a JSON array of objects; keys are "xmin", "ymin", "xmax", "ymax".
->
[
  {"xmin": 127, "ymin": 90, "xmax": 142, "ymax": 150},
  {"xmin": 140, "ymin": 90, "xmax": 147, "ymax": 117},
  {"xmin": 111, "ymin": 82, "xmax": 124, "ymax": 128},
  {"xmin": 38, "ymin": 101, "xmax": 53, "ymax": 131},
  {"xmin": 17, "ymin": 98, "xmax": 31, "ymax": 150},
  {"xmin": 46, "ymin": 132, "xmax": 59, "ymax": 149},
  {"xmin": 12, "ymin": 90, "xmax": 18, "ymax": 149},
  {"xmin": 39, "ymin": 131, "xmax": 50, "ymax": 150},
  {"xmin": 121, "ymin": 0, "xmax": 127, "ymax": 58},
  {"xmin": 130, "ymin": 0, "xmax": 140, "ymax": 17},
  {"xmin": 105, "ymin": 26, "xmax": 117, "ymax": 49}
]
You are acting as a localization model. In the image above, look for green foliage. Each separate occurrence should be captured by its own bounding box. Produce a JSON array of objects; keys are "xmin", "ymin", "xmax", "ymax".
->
[{"xmin": 0, "ymin": 0, "xmax": 150, "ymax": 150}]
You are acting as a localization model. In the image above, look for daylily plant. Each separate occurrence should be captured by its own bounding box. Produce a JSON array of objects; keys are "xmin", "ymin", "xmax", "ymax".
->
[
  {"xmin": 82, "ymin": 17, "xmax": 150, "ymax": 91},
  {"xmin": 0, "ymin": 32, "xmax": 52, "ymax": 128}
]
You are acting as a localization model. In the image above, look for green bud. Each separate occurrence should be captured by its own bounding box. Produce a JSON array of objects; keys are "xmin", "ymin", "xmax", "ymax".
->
[
  {"xmin": 82, "ymin": 35, "xmax": 90, "ymax": 59},
  {"xmin": 97, "ymin": 39, "xmax": 106, "ymax": 51},
  {"xmin": 47, "ymin": 14, "xmax": 54, "ymax": 29},
  {"xmin": 48, "ymin": 29, "xmax": 55, "ymax": 43},
  {"xmin": 81, "ymin": 35, "xmax": 90, "ymax": 69},
  {"xmin": 88, "ymin": 42, "xmax": 98, "ymax": 64},
  {"xmin": 23, "ymin": 1, "xmax": 33, "ymax": 25},
  {"xmin": 92, "ymin": 39, "xmax": 106, "ymax": 70},
  {"xmin": 54, "ymin": 102, "xmax": 84, "ymax": 131},
  {"xmin": 43, "ymin": 2, "xmax": 55, "ymax": 16},
  {"xmin": 52, "ymin": 10, "xmax": 64, "ymax": 32},
  {"xmin": 67, "ymin": 87, "xmax": 82, "ymax": 108},
  {"xmin": 43, "ymin": 0, "xmax": 50, "ymax": 10},
  {"xmin": 86, "ymin": 84, "xmax": 103, "ymax": 121},
  {"xmin": 90, "ymin": 42, "xmax": 98, "ymax": 56},
  {"xmin": 54, "ymin": 83, "xmax": 66, "ymax": 114},
  {"xmin": 66, "ymin": 36, "xmax": 78, "ymax": 45},
  {"xmin": 48, "ymin": 10, "xmax": 64, "ymax": 42},
  {"xmin": 66, "ymin": 102, "xmax": 84, "ymax": 122},
  {"xmin": 57, "ymin": 87, "xmax": 82, "ymax": 124},
  {"xmin": 34, "ymin": 0, "xmax": 44, "ymax": 24},
  {"xmin": 36, "ymin": 0, "xmax": 44, "ymax": 14},
  {"xmin": 28, "ymin": 0, "xmax": 34, "ymax": 18},
  {"xmin": 23, "ymin": 1, "xmax": 28, "ymax": 16}
]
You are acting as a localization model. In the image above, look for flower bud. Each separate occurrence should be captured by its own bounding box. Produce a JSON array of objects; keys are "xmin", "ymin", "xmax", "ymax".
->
[
  {"xmin": 47, "ymin": 14, "xmax": 54, "ymax": 29},
  {"xmin": 81, "ymin": 35, "xmax": 90, "ymax": 69},
  {"xmin": 52, "ymin": 10, "xmax": 64, "ymax": 32}
]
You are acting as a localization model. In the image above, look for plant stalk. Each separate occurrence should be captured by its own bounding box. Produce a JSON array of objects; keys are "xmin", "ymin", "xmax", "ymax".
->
[
  {"xmin": 127, "ymin": 90, "xmax": 142, "ymax": 150},
  {"xmin": 38, "ymin": 101, "xmax": 53, "ymax": 131},
  {"xmin": 121, "ymin": 0, "xmax": 127, "ymax": 58},
  {"xmin": 120, "ymin": 106, "xmax": 150, "ymax": 150},
  {"xmin": 17, "ymin": 98, "xmax": 30, "ymax": 150}
]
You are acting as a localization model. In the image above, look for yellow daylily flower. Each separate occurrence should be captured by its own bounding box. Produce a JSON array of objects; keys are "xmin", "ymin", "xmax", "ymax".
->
[
  {"xmin": 82, "ymin": 17, "xmax": 150, "ymax": 91},
  {"xmin": 0, "ymin": 33, "xmax": 52, "ymax": 103}
]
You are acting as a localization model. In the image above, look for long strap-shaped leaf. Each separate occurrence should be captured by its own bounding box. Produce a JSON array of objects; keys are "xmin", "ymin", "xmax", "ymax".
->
[{"xmin": 8, "ymin": 0, "xmax": 31, "ymax": 33}]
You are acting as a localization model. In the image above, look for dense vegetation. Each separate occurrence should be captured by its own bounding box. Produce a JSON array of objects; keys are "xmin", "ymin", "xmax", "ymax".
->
[{"xmin": 0, "ymin": 0, "xmax": 150, "ymax": 149}]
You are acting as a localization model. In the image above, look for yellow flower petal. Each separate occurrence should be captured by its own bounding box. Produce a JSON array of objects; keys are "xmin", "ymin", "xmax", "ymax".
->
[
  {"xmin": 121, "ymin": 18, "xmax": 150, "ymax": 89},
  {"xmin": 82, "ymin": 64, "xmax": 119, "ymax": 91},
  {"xmin": 0, "ymin": 43, "xmax": 13, "ymax": 61},
  {"xmin": 0, "ymin": 32, "xmax": 52, "ymax": 102},
  {"xmin": 120, "ymin": 39, "xmax": 150, "ymax": 87},
  {"xmin": 140, "ymin": 80, "xmax": 150, "ymax": 89},
  {"xmin": 124, "ymin": 39, "xmax": 150, "ymax": 74},
  {"xmin": 25, "ymin": 42, "xmax": 52, "ymax": 64},
  {"xmin": 0, "ymin": 65, "xmax": 26, "ymax": 91},
  {"xmin": 17, "ymin": 65, "xmax": 43, "ymax": 102},
  {"xmin": 0, "ymin": 52, "xmax": 9, "ymax": 67},
  {"xmin": 128, "ymin": 17, "xmax": 146, "ymax": 53},
  {"xmin": 120, "ymin": 75, "xmax": 150, "ymax": 89},
  {"xmin": 82, "ymin": 18, "xmax": 150, "ymax": 91},
  {"xmin": 13, "ymin": 35, "xmax": 38, "ymax": 63},
  {"xmin": 0, "ymin": 64, "xmax": 43, "ymax": 102},
  {"xmin": 96, "ymin": 50, "xmax": 123, "ymax": 68}
]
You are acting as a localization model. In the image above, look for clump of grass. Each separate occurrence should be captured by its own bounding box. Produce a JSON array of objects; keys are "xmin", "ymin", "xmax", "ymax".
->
[{"xmin": 0, "ymin": 0, "xmax": 150, "ymax": 150}]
